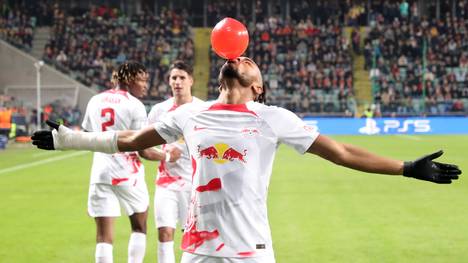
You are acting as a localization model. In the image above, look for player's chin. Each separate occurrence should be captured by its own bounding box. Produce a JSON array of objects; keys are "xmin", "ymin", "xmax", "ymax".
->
[{"xmin": 221, "ymin": 63, "xmax": 239, "ymax": 79}]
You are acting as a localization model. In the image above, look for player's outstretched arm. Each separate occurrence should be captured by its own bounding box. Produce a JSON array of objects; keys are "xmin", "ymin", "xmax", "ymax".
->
[
  {"xmin": 307, "ymin": 134, "xmax": 461, "ymax": 184},
  {"xmin": 138, "ymin": 146, "xmax": 182, "ymax": 162},
  {"xmin": 32, "ymin": 120, "xmax": 166, "ymax": 153}
]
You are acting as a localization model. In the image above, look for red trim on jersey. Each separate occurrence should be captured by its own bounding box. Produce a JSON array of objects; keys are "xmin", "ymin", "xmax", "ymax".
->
[
  {"xmin": 206, "ymin": 103, "xmax": 258, "ymax": 117},
  {"xmin": 168, "ymin": 103, "xmax": 179, "ymax": 112},
  {"xmin": 196, "ymin": 178, "xmax": 222, "ymax": 192},
  {"xmin": 191, "ymin": 156, "xmax": 197, "ymax": 182},
  {"xmin": 102, "ymin": 89, "xmax": 129, "ymax": 99},
  {"xmin": 237, "ymin": 251, "xmax": 256, "ymax": 257},
  {"xmin": 112, "ymin": 178, "xmax": 129, "ymax": 185},
  {"xmin": 193, "ymin": 125, "xmax": 208, "ymax": 131},
  {"xmin": 216, "ymin": 243, "xmax": 225, "ymax": 251}
]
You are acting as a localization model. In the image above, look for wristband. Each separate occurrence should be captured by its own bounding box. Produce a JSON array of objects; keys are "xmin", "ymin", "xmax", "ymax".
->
[
  {"xmin": 165, "ymin": 152, "xmax": 171, "ymax": 162},
  {"xmin": 403, "ymin": 161, "xmax": 413, "ymax": 177}
]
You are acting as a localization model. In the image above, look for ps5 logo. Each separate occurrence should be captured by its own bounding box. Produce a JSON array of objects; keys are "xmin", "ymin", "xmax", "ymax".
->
[
  {"xmin": 383, "ymin": 119, "xmax": 431, "ymax": 133},
  {"xmin": 359, "ymin": 119, "xmax": 431, "ymax": 135}
]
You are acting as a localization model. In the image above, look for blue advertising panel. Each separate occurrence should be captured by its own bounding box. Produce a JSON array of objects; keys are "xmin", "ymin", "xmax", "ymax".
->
[{"xmin": 302, "ymin": 117, "xmax": 468, "ymax": 135}]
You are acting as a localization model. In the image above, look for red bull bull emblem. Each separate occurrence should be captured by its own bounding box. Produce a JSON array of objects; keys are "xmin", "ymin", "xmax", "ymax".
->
[{"xmin": 198, "ymin": 143, "xmax": 247, "ymax": 164}]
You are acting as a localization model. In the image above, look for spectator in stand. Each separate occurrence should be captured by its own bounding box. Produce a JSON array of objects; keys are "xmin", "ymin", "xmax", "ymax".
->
[
  {"xmin": 208, "ymin": 14, "xmax": 354, "ymax": 115},
  {"xmin": 366, "ymin": 3, "xmax": 468, "ymax": 115},
  {"xmin": 44, "ymin": 6, "xmax": 194, "ymax": 101},
  {"xmin": 0, "ymin": 2, "xmax": 35, "ymax": 51},
  {"xmin": 351, "ymin": 26, "xmax": 361, "ymax": 54}
]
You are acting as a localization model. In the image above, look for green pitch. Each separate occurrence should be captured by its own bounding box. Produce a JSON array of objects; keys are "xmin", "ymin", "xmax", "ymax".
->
[{"xmin": 0, "ymin": 135, "xmax": 466, "ymax": 263}]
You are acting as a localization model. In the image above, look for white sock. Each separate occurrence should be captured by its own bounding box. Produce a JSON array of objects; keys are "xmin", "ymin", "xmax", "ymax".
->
[
  {"xmin": 158, "ymin": 241, "xmax": 175, "ymax": 263},
  {"xmin": 96, "ymin": 242, "xmax": 113, "ymax": 263},
  {"xmin": 128, "ymin": 232, "xmax": 146, "ymax": 263}
]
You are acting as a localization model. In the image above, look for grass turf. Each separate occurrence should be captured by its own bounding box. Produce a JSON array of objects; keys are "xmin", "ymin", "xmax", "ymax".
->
[{"xmin": 0, "ymin": 135, "xmax": 466, "ymax": 262}]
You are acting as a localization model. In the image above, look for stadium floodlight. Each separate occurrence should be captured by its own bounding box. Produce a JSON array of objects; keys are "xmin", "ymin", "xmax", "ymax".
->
[{"xmin": 34, "ymin": 60, "xmax": 44, "ymax": 130}]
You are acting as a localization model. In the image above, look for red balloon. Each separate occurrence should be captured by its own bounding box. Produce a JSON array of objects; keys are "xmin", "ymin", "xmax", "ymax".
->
[{"xmin": 211, "ymin": 18, "xmax": 249, "ymax": 59}]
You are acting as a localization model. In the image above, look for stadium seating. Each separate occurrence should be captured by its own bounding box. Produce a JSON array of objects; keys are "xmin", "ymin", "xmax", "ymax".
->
[
  {"xmin": 44, "ymin": 6, "xmax": 194, "ymax": 101},
  {"xmin": 208, "ymin": 15, "xmax": 356, "ymax": 115},
  {"xmin": 3, "ymin": 0, "xmax": 468, "ymax": 119},
  {"xmin": 0, "ymin": 4, "xmax": 35, "ymax": 51},
  {"xmin": 365, "ymin": 7, "xmax": 468, "ymax": 115}
]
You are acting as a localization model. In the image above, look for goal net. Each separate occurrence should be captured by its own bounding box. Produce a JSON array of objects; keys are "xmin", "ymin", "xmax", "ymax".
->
[{"xmin": 3, "ymin": 85, "xmax": 79, "ymax": 108}]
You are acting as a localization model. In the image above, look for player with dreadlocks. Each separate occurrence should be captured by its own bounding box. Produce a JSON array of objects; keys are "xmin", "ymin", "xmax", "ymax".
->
[{"xmin": 80, "ymin": 61, "xmax": 181, "ymax": 263}]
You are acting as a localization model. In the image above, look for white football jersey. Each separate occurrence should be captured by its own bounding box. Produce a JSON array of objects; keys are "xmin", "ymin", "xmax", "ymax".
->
[
  {"xmin": 154, "ymin": 100, "xmax": 319, "ymax": 258},
  {"xmin": 82, "ymin": 89, "xmax": 147, "ymax": 186},
  {"xmin": 148, "ymin": 97, "xmax": 204, "ymax": 192}
]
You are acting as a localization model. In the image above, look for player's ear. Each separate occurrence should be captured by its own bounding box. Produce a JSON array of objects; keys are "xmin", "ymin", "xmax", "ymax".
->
[
  {"xmin": 256, "ymin": 82, "xmax": 267, "ymax": 103},
  {"xmin": 252, "ymin": 85, "xmax": 264, "ymax": 103},
  {"xmin": 189, "ymin": 75, "xmax": 194, "ymax": 86}
]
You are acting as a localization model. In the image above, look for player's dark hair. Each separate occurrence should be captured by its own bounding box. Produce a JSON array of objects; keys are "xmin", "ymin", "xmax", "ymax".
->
[
  {"xmin": 169, "ymin": 60, "xmax": 193, "ymax": 76},
  {"xmin": 111, "ymin": 61, "xmax": 147, "ymax": 86}
]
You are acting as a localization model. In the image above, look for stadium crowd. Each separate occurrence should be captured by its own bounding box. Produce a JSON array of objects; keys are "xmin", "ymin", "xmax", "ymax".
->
[
  {"xmin": 365, "ymin": 1, "xmax": 468, "ymax": 115},
  {"xmin": 0, "ymin": 1, "xmax": 35, "ymax": 51},
  {"xmin": 208, "ymin": 13, "xmax": 356, "ymax": 115},
  {"xmin": 43, "ymin": 5, "xmax": 194, "ymax": 101},
  {"xmin": 2, "ymin": 0, "xmax": 468, "ymax": 118}
]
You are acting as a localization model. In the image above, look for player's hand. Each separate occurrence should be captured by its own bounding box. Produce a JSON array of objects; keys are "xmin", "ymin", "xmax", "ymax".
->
[
  {"xmin": 403, "ymin": 150, "xmax": 461, "ymax": 184},
  {"xmin": 31, "ymin": 120, "xmax": 70, "ymax": 150},
  {"xmin": 167, "ymin": 146, "xmax": 182, "ymax": 162}
]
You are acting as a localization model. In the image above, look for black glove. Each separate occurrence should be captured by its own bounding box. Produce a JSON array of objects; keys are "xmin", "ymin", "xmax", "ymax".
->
[
  {"xmin": 31, "ymin": 120, "xmax": 60, "ymax": 150},
  {"xmin": 403, "ymin": 150, "xmax": 461, "ymax": 184}
]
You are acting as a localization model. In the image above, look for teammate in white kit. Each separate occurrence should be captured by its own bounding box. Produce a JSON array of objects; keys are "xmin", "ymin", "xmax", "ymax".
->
[
  {"xmin": 81, "ymin": 61, "xmax": 179, "ymax": 263},
  {"xmin": 147, "ymin": 60, "xmax": 203, "ymax": 263},
  {"xmin": 33, "ymin": 57, "xmax": 461, "ymax": 263}
]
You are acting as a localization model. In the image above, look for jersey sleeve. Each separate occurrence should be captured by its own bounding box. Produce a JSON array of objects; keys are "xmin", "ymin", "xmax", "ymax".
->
[
  {"xmin": 130, "ymin": 101, "xmax": 148, "ymax": 130},
  {"xmin": 267, "ymin": 107, "xmax": 319, "ymax": 154},
  {"xmin": 153, "ymin": 105, "xmax": 188, "ymax": 144},
  {"xmin": 147, "ymin": 104, "xmax": 162, "ymax": 124},
  {"xmin": 81, "ymin": 98, "xmax": 94, "ymax": 131}
]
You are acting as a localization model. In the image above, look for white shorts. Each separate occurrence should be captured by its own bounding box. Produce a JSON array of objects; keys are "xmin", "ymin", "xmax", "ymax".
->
[
  {"xmin": 180, "ymin": 252, "xmax": 276, "ymax": 263},
  {"xmin": 154, "ymin": 187, "xmax": 190, "ymax": 229},
  {"xmin": 88, "ymin": 182, "xmax": 149, "ymax": 217}
]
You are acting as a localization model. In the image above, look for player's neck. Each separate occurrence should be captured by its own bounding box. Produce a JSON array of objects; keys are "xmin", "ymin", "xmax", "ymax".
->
[
  {"xmin": 173, "ymin": 94, "xmax": 192, "ymax": 106},
  {"xmin": 217, "ymin": 86, "xmax": 253, "ymax": 105},
  {"xmin": 115, "ymin": 85, "xmax": 128, "ymax": 92}
]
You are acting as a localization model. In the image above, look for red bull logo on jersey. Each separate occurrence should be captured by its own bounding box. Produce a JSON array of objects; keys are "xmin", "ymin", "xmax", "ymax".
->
[
  {"xmin": 198, "ymin": 143, "xmax": 247, "ymax": 164},
  {"xmin": 198, "ymin": 145, "xmax": 219, "ymax": 159}
]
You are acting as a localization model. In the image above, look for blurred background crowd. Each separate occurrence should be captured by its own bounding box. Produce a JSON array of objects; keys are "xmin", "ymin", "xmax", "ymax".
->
[{"xmin": 1, "ymin": 0, "xmax": 468, "ymax": 139}]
